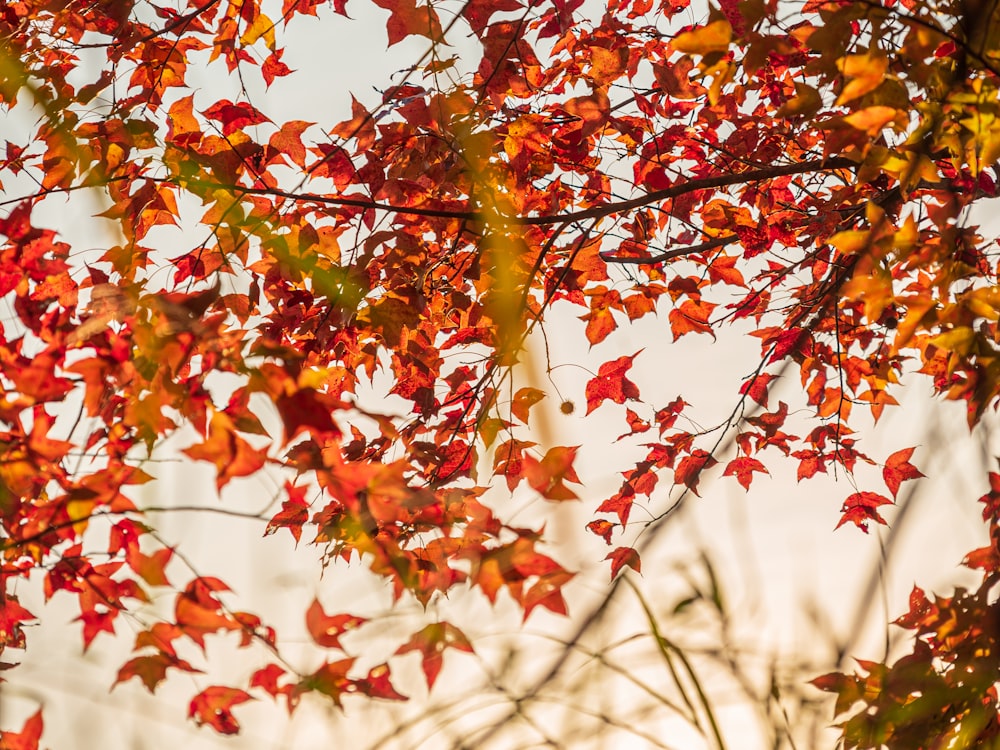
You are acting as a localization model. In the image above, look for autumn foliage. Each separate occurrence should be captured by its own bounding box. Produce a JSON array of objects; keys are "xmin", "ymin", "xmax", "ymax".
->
[{"xmin": 2, "ymin": 0, "xmax": 1000, "ymax": 745}]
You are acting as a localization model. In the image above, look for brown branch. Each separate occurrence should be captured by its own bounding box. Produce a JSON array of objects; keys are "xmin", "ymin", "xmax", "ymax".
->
[
  {"xmin": 73, "ymin": 0, "xmax": 222, "ymax": 49},
  {"xmin": 179, "ymin": 156, "xmax": 856, "ymax": 227},
  {"xmin": 600, "ymin": 234, "xmax": 739, "ymax": 265}
]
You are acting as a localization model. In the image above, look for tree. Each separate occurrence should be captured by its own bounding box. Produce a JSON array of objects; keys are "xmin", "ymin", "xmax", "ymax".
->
[{"xmin": 1, "ymin": 0, "xmax": 1000, "ymax": 746}]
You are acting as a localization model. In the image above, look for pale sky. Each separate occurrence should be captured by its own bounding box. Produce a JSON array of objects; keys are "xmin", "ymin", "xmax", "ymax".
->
[{"xmin": 2, "ymin": 2, "xmax": 997, "ymax": 749}]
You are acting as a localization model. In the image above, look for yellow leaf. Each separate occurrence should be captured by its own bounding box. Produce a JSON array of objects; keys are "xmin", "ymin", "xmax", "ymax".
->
[
  {"xmin": 67, "ymin": 499, "xmax": 97, "ymax": 535},
  {"xmin": 930, "ymin": 327, "xmax": 975, "ymax": 356},
  {"xmin": 829, "ymin": 230, "xmax": 870, "ymax": 254},
  {"xmin": 893, "ymin": 214, "xmax": 918, "ymax": 253},
  {"xmin": 241, "ymin": 13, "xmax": 276, "ymax": 50},
  {"xmin": 672, "ymin": 20, "xmax": 732, "ymax": 55},
  {"xmin": 778, "ymin": 82, "xmax": 822, "ymax": 118},
  {"xmin": 964, "ymin": 287, "xmax": 1000, "ymax": 321},
  {"xmin": 844, "ymin": 271, "xmax": 894, "ymax": 323},
  {"xmin": 843, "ymin": 106, "xmax": 901, "ymax": 135},
  {"xmin": 836, "ymin": 53, "xmax": 888, "ymax": 105}
]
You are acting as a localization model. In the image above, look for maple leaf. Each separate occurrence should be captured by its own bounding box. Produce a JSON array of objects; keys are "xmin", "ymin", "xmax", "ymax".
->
[
  {"xmin": 173, "ymin": 577, "xmax": 241, "ymax": 649},
  {"xmin": 616, "ymin": 408, "xmax": 651, "ymax": 440},
  {"xmin": 269, "ymin": 120, "xmax": 313, "ymax": 168},
  {"xmin": 356, "ymin": 663, "xmax": 407, "ymax": 701},
  {"xmin": 182, "ymin": 412, "xmax": 268, "ymax": 490},
  {"xmin": 372, "ymin": 0, "xmax": 443, "ymax": 45},
  {"xmin": 276, "ymin": 388, "xmax": 343, "ymax": 443},
  {"xmin": 250, "ymin": 664, "xmax": 291, "ymax": 701},
  {"xmin": 202, "ymin": 100, "xmax": 269, "ymax": 136},
  {"xmin": 0, "ymin": 710, "xmax": 43, "ymax": 750},
  {"xmin": 188, "ymin": 687, "xmax": 254, "ymax": 735},
  {"xmin": 115, "ymin": 653, "xmax": 201, "ymax": 693},
  {"xmin": 585, "ymin": 351, "xmax": 642, "ymax": 414},
  {"xmin": 395, "ymin": 622, "xmax": 474, "ymax": 690},
  {"xmin": 739, "ymin": 373, "xmax": 775, "ymax": 407},
  {"xmin": 723, "ymin": 456, "xmax": 769, "ymax": 490},
  {"xmin": 0, "ymin": 597, "xmax": 35, "ymax": 648},
  {"xmin": 606, "ymin": 547, "xmax": 641, "ymax": 580},
  {"xmin": 587, "ymin": 519, "xmax": 616, "ymax": 544},
  {"xmin": 304, "ymin": 599, "xmax": 366, "ymax": 650},
  {"xmin": 672, "ymin": 19, "xmax": 732, "ymax": 55},
  {"xmin": 669, "ymin": 299, "xmax": 716, "ymax": 339},
  {"xmin": 511, "ymin": 386, "xmax": 545, "ymax": 424},
  {"xmin": 882, "ymin": 448, "xmax": 924, "ymax": 499},
  {"xmin": 522, "ymin": 446, "xmax": 582, "ymax": 501},
  {"xmin": 261, "ymin": 50, "xmax": 293, "ymax": 86},
  {"xmin": 265, "ymin": 482, "xmax": 310, "ymax": 544},
  {"xmin": 674, "ymin": 450, "xmax": 718, "ymax": 495},
  {"xmin": 297, "ymin": 658, "xmax": 355, "ymax": 708},
  {"xmin": 836, "ymin": 492, "xmax": 893, "ymax": 532}
]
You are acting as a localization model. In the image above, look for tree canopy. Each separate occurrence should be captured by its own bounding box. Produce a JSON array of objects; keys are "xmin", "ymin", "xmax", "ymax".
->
[{"xmin": 2, "ymin": 0, "xmax": 1000, "ymax": 746}]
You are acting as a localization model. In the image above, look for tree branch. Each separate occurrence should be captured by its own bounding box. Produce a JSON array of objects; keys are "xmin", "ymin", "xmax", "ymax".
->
[
  {"xmin": 600, "ymin": 234, "xmax": 739, "ymax": 264},
  {"xmin": 177, "ymin": 156, "xmax": 857, "ymax": 227}
]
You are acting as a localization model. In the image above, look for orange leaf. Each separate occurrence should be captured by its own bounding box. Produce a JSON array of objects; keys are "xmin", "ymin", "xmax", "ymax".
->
[
  {"xmin": 672, "ymin": 20, "xmax": 732, "ymax": 55},
  {"xmin": 882, "ymin": 448, "xmax": 923, "ymax": 499},
  {"xmin": 373, "ymin": 0, "xmax": 443, "ymax": 45},
  {"xmin": 511, "ymin": 386, "xmax": 545, "ymax": 424},
  {"xmin": 523, "ymin": 445, "xmax": 581, "ymax": 501},
  {"xmin": 669, "ymin": 299, "xmax": 716, "ymax": 339},
  {"xmin": 182, "ymin": 412, "xmax": 268, "ymax": 490},
  {"xmin": 0, "ymin": 710, "xmax": 43, "ymax": 750},
  {"xmin": 115, "ymin": 653, "xmax": 200, "ymax": 693}
]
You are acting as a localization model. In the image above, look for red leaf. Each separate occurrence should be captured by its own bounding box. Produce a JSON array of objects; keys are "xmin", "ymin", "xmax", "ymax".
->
[
  {"xmin": 305, "ymin": 599, "xmax": 366, "ymax": 650},
  {"xmin": 202, "ymin": 100, "xmax": 269, "ymax": 136},
  {"xmin": 765, "ymin": 327, "xmax": 806, "ymax": 364},
  {"xmin": 836, "ymin": 492, "xmax": 893, "ymax": 532},
  {"xmin": 596, "ymin": 485, "xmax": 636, "ymax": 524},
  {"xmin": 587, "ymin": 519, "xmax": 616, "ymax": 544},
  {"xmin": 0, "ymin": 596, "xmax": 35, "ymax": 647},
  {"xmin": 606, "ymin": 547, "xmax": 641, "ymax": 579},
  {"xmin": 250, "ymin": 664, "xmax": 290, "ymax": 700},
  {"xmin": 269, "ymin": 120, "xmax": 313, "ymax": 168},
  {"xmin": 723, "ymin": 456, "xmax": 769, "ymax": 490},
  {"xmin": 739, "ymin": 372, "xmax": 775, "ymax": 407},
  {"xmin": 616, "ymin": 408, "xmax": 650, "ymax": 440},
  {"xmin": 188, "ymin": 686, "xmax": 253, "ymax": 735},
  {"xmin": 395, "ymin": 622, "xmax": 474, "ymax": 690},
  {"xmin": 793, "ymin": 449, "xmax": 826, "ymax": 481},
  {"xmin": 585, "ymin": 351, "xmax": 642, "ymax": 414},
  {"xmin": 357, "ymin": 663, "xmax": 407, "ymax": 700},
  {"xmin": 673, "ymin": 450, "xmax": 718, "ymax": 495},
  {"xmin": 882, "ymin": 448, "xmax": 923, "ymax": 499},
  {"xmin": 276, "ymin": 388, "xmax": 343, "ymax": 443},
  {"xmin": 265, "ymin": 482, "xmax": 310, "ymax": 544},
  {"xmin": 261, "ymin": 50, "xmax": 293, "ymax": 87}
]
